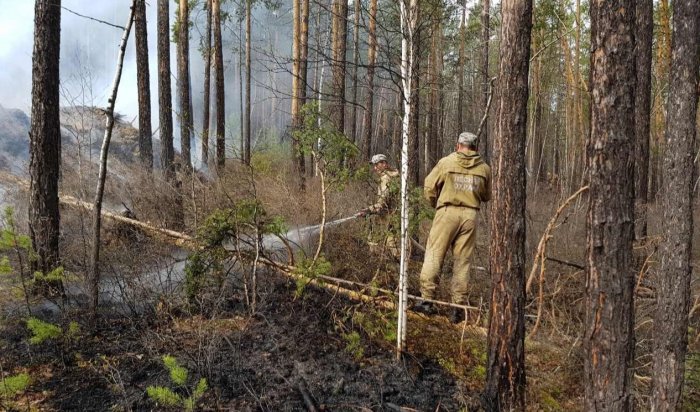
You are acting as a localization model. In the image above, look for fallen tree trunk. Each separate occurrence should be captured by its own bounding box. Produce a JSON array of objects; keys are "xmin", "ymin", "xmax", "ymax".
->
[{"xmin": 1, "ymin": 170, "xmax": 477, "ymax": 316}]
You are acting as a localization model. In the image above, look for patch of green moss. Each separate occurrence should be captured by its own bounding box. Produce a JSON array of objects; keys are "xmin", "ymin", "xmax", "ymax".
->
[{"xmin": 539, "ymin": 390, "xmax": 563, "ymax": 411}]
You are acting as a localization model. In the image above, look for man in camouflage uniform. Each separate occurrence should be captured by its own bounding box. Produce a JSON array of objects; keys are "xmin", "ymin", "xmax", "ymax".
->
[
  {"xmin": 359, "ymin": 154, "xmax": 400, "ymax": 258},
  {"xmin": 413, "ymin": 132, "xmax": 491, "ymax": 323}
]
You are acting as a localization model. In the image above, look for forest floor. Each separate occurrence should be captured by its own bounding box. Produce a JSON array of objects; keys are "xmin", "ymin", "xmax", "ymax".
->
[{"xmin": 2, "ymin": 160, "xmax": 700, "ymax": 411}]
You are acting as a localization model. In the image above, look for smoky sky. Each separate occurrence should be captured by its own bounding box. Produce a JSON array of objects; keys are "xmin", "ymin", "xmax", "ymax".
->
[{"xmin": 0, "ymin": 0, "xmax": 295, "ymax": 162}]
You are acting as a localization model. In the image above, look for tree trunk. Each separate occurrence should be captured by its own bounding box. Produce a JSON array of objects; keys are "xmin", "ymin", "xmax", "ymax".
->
[
  {"xmin": 91, "ymin": 1, "xmax": 136, "ymax": 312},
  {"xmin": 350, "ymin": 0, "xmax": 361, "ymax": 143},
  {"xmin": 397, "ymin": 0, "xmax": 418, "ymax": 358},
  {"xmin": 29, "ymin": 0, "xmax": 62, "ymax": 281},
  {"xmin": 409, "ymin": 13, "xmax": 421, "ymax": 187},
  {"xmin": 362, "ymin": 0, "xmax": 378, "ymax": 160},
  {"xmin": 201, "ymin": 0, "xmax": 212, "ymax": 167},
  {"xmin": 298, "ymin": 0, "xmax": 309, "ymax": 177},
  {"xmin": 134, "ymin": 0, "xmax": 153, "ymax": 170},
  {"xmin": 244, "ymin": 0, "xmax": 252, "ymax": 164},
  {"xmin": 330, "ymin": 0, "xmax": 348, "ymax": 135},
  {"xmin": 291, "ymin": 0, "xmax": 304, "ymax": 183},
  {"xmin": 426, "ymin": 10, "xmax": 441, "ymax": 174},
  {"xmin": 239, "ymin": 18, "xmax": 245, "ymax": 161},
  {"xmin": 456, "ymin": 0, "xmax": 467, "ymax": 134},
  {"xmin": 478, "ymin": 0, "xmax": 490, "ymax": 159},
  {"xmin": 584, "ymin": 0, "xmax": 636, "ymax": 409},
  {"xmin": 651, "ymin": 1, "xmax": 700, "ymax": 409},
  {"xmin": 177, "ymin": 0, "xmax": 192, "ymax": 170},
  {"xmin": 157, "ymin": 0, "xmax": 182, "ymax": 229},
  {"xmin": 213, "ymin": 0, "xmax": 225, "ymax": 170},
  {"xmin": 634, "ymin": 0, "xmax": 652, "ymax": 240},
  {"xmin": 483, "ymin": 0, "xmax": 532, "ymax": 409},
  {"xmin": 158, "ymin": 0, "xmax": 174, "ymax": 181}
]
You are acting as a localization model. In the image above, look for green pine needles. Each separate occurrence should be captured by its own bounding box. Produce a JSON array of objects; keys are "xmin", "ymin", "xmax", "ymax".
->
[{"xmin": 147, "ymin": 355, "xmax": 208, "ymax": 411}]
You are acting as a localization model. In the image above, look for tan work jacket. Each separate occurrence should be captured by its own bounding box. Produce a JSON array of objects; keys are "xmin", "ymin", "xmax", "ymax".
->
[
  {"xmin": 368, "ymin": 169, "xmax": 400, "ymax": 214},
  {"xmin": 424, "ymin": 151, "xmax": 491, "ymax": 210}
]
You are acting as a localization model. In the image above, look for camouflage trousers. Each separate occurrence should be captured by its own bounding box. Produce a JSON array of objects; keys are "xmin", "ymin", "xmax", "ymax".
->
[{"xmin": 419, "ymin": 206, "xmax": 477, "ymax": 304}]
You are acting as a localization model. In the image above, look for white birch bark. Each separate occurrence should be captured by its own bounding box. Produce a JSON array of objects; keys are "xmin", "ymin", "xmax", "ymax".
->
[
  {"xmin": 90, "ymin": 0, "xmax": 137, "ymax": 312},
  {"xmin": 397, "ymin": 0, "xmax": 416, "ymax": 357}
]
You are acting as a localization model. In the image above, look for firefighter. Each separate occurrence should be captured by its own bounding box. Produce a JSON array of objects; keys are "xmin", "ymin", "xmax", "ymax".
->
[
  {"xmin": 358, "ymin": 154, "xmax": 400, "ymax": 258},
  {"xmin": 413, "ymin": 132, "xmax": 491, "ymax": 323}
]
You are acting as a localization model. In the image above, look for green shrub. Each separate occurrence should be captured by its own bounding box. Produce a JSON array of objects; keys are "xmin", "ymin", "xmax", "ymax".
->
[
  {"xmin": 147, "ymin": 355, "xmax": 208, "ymax": 411},
  {"xmin": 343, "ymin": 331, "xmax": 364, "ymax": 361},
  {"xmin": 293, "ymin": 256, "xmax": 331, "ymax": 297},
  {"xmin": 185, "ymin": 201, "xmax": 287, "ymax": 304},
  {"xmin": 26, "ymin": 317, "xmax": 62, "ymax": 344},
  {"xmin": 146, "ymin": 386, "xmax": 182, "ymax": 407},
  {"xmin": 162, "ymin": 355, "xmax": 188, "ymax": 386},
  {"xmin": 0, "ymin": 372, "xmax": 31, "ymax": 400},
  {"xmin": 25, "ymin": 318, "xmax": 80, "ymax": 345}
]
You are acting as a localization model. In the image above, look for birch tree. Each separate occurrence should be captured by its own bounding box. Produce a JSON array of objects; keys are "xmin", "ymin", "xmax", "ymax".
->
[
  {"xmin": 396, "ymin": 0, "xmax": 418, "ymax": 358},
  {"xmin": 90, "ymin": 1, "xmax": 137, "ymax": 312}
]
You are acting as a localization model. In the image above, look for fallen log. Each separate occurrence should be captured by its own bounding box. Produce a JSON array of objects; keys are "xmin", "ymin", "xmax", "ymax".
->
[{"xmin": 1, "ymin": 170, "xmax": 480, "ymax": 316}]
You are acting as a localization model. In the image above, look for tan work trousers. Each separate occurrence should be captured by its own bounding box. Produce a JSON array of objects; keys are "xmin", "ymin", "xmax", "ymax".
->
[{"xmin": 419, "ymin": 206, "xmax": 477, "ymax": 304}]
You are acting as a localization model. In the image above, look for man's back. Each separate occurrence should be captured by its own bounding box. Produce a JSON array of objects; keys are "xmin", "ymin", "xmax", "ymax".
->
[{"xmin": 424, "ymin": 151, "xmax": 491, "ymax": 210}]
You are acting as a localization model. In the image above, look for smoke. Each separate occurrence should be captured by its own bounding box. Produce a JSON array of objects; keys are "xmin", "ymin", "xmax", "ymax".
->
[{"xmin": 0, "ymin": 0, "xmax": 295, "ymax": 165}]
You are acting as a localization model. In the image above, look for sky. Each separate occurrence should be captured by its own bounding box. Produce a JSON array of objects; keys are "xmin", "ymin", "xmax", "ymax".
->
[
  {"xmin": 0, "ymin": 1, "xmax": 155, "ymax": 119},
  {"xmin": 0, "ymin": 0, "xmax": 294, "ymax": 163}
]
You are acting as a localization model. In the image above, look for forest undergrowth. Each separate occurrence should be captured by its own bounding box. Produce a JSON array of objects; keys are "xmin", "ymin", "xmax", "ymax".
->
[{"xmin": 1, "ymin": 154, "xmax": 700, "ymax": 411}]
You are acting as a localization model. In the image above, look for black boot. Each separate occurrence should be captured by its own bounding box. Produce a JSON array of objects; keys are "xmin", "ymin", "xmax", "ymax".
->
[
  {"xmin": 449, "ymin": 308, "xmax": 465, "ymax": 324},
  {"xmin": 412, "ymin": 301, "xmax": 436, "ymax": 315}
]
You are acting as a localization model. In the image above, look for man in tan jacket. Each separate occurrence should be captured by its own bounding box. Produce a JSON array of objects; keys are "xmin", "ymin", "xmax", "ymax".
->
[
  {"xmin": 359, "ymin": 154, "xmax": 401, "ymax": 258},
  {"xmin": 413, "ymin": 132, "xmax": 491, "ymax": 323}
]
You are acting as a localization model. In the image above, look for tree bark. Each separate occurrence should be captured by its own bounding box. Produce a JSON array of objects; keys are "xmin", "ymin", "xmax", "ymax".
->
[
  {"xmin": 478, "ymin": 0, "xmax": 489, "ymax": 159},
  {"xmin": 213, "ymin": 0, "xmax": 225, "ymax": 170},
  {"xmin": 244, "ymin": 0, "xmax": 252, "ymax": 164},
  {"xmin": 651, "ymin": 1, "xmax": 700, "ymax": 409},
  {"xmin": 177, "ymin": 0, "xmax": 192, "ymax": 170},
  {"xmin": 634, "ymin": 0, "xmax": 652, "ymax": 240},
  {"xmin": 201, "ymin": 0, "xmax": 212, "ymax": 167},
  {"xmin": 584, "ymin": 0, "xmax": 636, "ymax": 409},
  {"xmin": 91, "ymin": 1, "xmax": 136, "ymax": 312},
  {"xmin": 362, "ymin": 0, "xmax": 378, "ymax": 160},
  {"xmin": 291, "ymin": 0, "xmax": 304, "ymax": 183},
  {"xmin": 456, "ymin": 0, "xmax": 467, "ymax": 134},
  {"xmin": 426, "ymin": 10, "xmax": 441, "ymax": 173},
  {"xmin": 397, "ymin": 0, "xmax": 418, "ymax": 358},
  {"xmin": 350, "ymin": 0, "xmax": 361, "ymax": 143},
  {"xmin": 158, "ymin": 0, "xmax": 174, "ymax": 181},
  {"xmin": 29, "ymin": 0, "xmax": 62, "ymax": 280},
  {"xmin": 135, "ymin": 0, "xmax": 153, "ymax": 170},
  {"xmin": 408, "ymin": 5, "xmax": 421, "ymax": 187},
  {"xmin": 483, "ymin": 0, "xmax": 532, "ymax": 409},
  {"xmin": 298, "ymin": 0, "xmax": 309, "ymax": 178},
  {"xmin": 329, "ymin": 0, "xmax": 348, "ymax": 135},
  {"xmin": 239, "ymin": 17, "xmax": 245, "ymax": 161}
]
